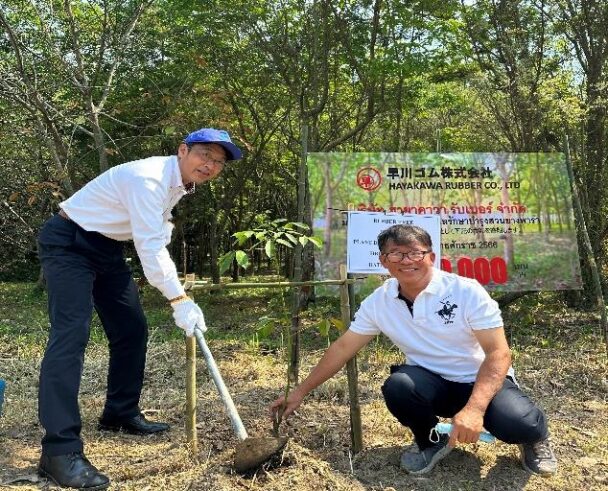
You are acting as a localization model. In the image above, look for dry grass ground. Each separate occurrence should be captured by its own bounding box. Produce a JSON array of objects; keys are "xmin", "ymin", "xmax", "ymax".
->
[{"xmin": 0, "ymin": 283, "xmax": 606, "ymax": 491}]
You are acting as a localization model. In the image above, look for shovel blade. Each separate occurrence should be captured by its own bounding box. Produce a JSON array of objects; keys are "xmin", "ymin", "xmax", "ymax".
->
[{"xmin": 233, "ymin": 436, "xmax": 288, "ymax": 473}]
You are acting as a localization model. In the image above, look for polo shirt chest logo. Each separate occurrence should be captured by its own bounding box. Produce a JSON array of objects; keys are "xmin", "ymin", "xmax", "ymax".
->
[{"xmin": 436, "ymin": 297, "xmax": 458, "ymax": 325}]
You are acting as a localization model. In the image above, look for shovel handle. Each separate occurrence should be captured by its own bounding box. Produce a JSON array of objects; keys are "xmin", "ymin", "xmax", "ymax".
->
[{"xmin": 193, "ymin": 327, "xmax": 249, "ymax": 441}]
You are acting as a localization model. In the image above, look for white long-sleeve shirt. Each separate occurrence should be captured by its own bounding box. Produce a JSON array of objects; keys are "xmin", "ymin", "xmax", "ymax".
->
[{"xmin": 60, "ymin": 155, "xmax": 189, "ymax": 300}]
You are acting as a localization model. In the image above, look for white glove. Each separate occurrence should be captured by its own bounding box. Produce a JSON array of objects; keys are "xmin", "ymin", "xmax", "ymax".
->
[
  {"xmin": 163, "ymin": 221, "xmax": 175, "ymax": 246},
  {"xmin": 172, "ymin": 300, "xmax": 207, "ymax": 337}
]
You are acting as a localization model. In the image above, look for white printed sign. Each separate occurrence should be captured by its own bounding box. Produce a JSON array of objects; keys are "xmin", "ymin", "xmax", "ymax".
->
[{"xmin": 347, "ymin": 212, "xmax": 441, "ymax": 274}]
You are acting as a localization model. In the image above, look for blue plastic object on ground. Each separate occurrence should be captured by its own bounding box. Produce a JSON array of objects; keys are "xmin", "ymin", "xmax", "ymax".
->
[
  {"xmin": 435, "ymin": 422, "xmax": 496, "ymax": 443},
  {"xmin": 0, "ymin": 379, "xmax": 5, "ymax": 417}
]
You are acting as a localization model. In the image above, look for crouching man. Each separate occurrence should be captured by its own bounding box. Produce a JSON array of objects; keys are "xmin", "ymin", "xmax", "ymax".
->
[{"xmin": 271, "ymin": 224, "xmax": 557, "ymax": 476}]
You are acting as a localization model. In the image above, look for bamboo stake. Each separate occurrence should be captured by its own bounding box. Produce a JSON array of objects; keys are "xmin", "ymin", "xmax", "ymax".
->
[
  {"xmin": 184, "ymin": 273, "xmax": 198, "ymax": 456},
  {"xmin": 189, "ymin": 278, "xmax": 357, "ymax": 291},
  {"xmin": 563, "ymin": 135, "xmax": 608, "ymax": 354},
  {"xmin": 339, "ymin": 265, "xmax": 363, "ymax": 453}
]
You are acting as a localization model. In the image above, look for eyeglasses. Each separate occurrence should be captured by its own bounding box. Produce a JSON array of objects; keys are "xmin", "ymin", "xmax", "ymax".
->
[
  {"xmin": 188, "ymin": 146, "xmax": 227, "ymax": 167},
  {"xmin": 383, "ymin": 250, "xmax": 432, "ymax": 263}
]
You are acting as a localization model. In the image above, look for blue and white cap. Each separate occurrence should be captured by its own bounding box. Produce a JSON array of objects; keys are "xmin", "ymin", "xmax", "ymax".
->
[{"xmin": 183, "ymin": 128, "xmax": 243, "ymax": 161}]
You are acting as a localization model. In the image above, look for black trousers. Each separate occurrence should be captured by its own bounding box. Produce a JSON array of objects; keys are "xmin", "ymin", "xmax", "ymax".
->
[
  {"xmin": 38, "ymin": 214, "xmax": 148, "ymax": 456},
  {"xmin": 381, "ymin": 364, "xmax": 549, "ymax": 450}
]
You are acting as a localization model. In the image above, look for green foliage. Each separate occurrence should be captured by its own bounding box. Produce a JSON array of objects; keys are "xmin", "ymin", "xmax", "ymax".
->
[
  {"xmin": 235, "ymin": 250, "xmax": 250, "ymax": 269},
  {"xmin": 315, "ymin": 317, "xmax": 346, "ymax": 339},
  {"xmin": 218, "ymin": 251, "xmax": 235, "ymax": 275},
  {"xmin": 0, "ymin": 0, "xmax": 606, "ymax": 305},
  {"xmin": 256, "ymin": 315, "xmax": 276, "ymax": 339},
  {"xmin": 317, "ymin": 318, "xmax": 331, "ymax": 338},
  {"xmin": 218, "ymin": 218, "xmax": 323, "ymax": 275}
]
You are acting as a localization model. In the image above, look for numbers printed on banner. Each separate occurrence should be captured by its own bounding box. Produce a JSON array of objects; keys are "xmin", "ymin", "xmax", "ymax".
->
[{"xmin": 441, "ymin": 256, "xmax": 508, "ymax": 285}]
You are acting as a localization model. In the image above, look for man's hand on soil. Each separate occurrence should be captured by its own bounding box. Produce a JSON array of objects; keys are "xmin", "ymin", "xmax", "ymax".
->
[{"xmin": 269, "ymin": 390, "xmax": 304, "ymax": 420}]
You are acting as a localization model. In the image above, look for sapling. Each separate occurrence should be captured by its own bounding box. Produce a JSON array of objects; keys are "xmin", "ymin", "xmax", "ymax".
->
[{"xmin": 218, "ymin": 217, "xmax": 322, "ymax": 434}]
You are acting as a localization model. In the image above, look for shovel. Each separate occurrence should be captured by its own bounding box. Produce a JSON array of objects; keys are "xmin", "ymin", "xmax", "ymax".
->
[{"xmin": 193, "ymin": 327, "xmax": 288, "ymax": 473}]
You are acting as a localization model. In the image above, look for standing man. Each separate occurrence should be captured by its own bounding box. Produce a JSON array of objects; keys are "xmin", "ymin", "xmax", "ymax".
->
[
  {"xmin": 271, "ymin": 225, "xmax": 557, "ymax": 477},
  {"xmin": 37, "ymin": 128, "xmax": 242, "ymax": 489}
]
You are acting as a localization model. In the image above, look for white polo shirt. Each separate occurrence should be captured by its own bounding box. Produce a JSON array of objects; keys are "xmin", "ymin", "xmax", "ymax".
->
[
  {"xmin": 60, "ymin": 155, "xmax": 189, "ymax": 300},
  {"xmin": 349, "ymin": 268, "xmax": 513, "ymax": 383}
]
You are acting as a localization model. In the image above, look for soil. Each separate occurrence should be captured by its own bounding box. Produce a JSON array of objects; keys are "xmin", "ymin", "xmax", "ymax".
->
[
  {"xmin": 0, "ymin": 309, "xmax": 606, "ymax": 490},
  {"xmin": 233, "ymin": 437, "xmax": 289, "ymax": 473}
]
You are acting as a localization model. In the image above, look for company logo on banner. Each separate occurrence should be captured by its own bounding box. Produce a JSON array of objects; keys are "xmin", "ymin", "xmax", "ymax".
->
[
  {"xmin": 356, "ymin": 167, "xmax": 382, "ymax": 191},
  {"xmin": 308, "ymin": 153, "xmax": 582, "ymax": 292}
]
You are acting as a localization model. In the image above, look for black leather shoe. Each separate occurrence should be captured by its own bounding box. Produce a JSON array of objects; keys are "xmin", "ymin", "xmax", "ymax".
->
[
  {"xmin": 98, "ymin": 413, "xmax": 170, "ymax": 435},
  {"xmin": 38, "ymin": 452, "xmax": 110, "ymax": 490}
]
